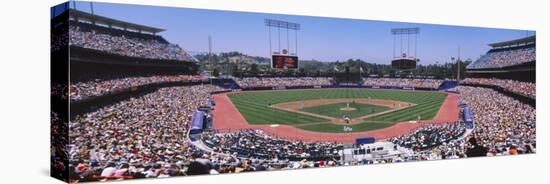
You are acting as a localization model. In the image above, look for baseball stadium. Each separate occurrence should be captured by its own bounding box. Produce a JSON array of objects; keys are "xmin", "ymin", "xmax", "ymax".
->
[{"xmin": 50, "ymin": 2, "xmax": 536, "ymax": 183}]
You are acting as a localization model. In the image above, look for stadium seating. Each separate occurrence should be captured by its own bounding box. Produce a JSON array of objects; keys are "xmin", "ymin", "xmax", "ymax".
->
[
  {"xmin": 362, "ymin": 78, "xmax": 443, "ymax": 89},
  {"xmin": 458, "ymin": 86, "xmax": 536, "ymax": 156},
  {"xmin": 390, "ymin": 122, "xmax": 466, "ymax": 151},
  {"xmin": 202, "ymin": 129, "xmax": 342, "ymax": 160},
  {"xmin": 70, "ymin": 75, "xmax": 205, "ymax": 101},
  {"xmin": 235, "ymin": 77, "xmax": 333, "ymax": 87},
  {"xmin": 67, "ymin": 85, "xmax": 225, "ymax": 181},
  {"xmin": 69, "ymin": 22, "xmax": 195, "ymax": 61},
  {"xmin": 467, "ymin": 46, "xmax": 535, "ymax": 69},
  {"xmin": 461, "ymin": 78, "xmax": 535, "ymax": 98}
]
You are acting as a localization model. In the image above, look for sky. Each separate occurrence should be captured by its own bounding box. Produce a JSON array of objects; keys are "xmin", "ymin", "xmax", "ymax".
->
[{"xmin": 65, "ymin": 1, "xmax": 535, "ymax": 65}]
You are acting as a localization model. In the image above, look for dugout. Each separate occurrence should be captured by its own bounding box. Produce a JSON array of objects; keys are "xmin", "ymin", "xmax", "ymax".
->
[
  {"xmin": 189, "ymin": 111, "xmax": 206, "ymax": 135},
  {"xmin": 463, "ymin": 107, "xmax": 474, "ymax": 129},
  {"xmin": 356, "ymin": 137, "xmax": 376, "ymax": 145}
]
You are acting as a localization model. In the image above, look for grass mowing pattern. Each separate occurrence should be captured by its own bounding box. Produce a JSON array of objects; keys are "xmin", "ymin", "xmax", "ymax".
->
[
  {"xmin": 227, "ymin": 88, "xmax": 447, "ymax": 132},
  {"xmin": 300, "ymin": 102, "xmax": 390, "ymax": 118}
]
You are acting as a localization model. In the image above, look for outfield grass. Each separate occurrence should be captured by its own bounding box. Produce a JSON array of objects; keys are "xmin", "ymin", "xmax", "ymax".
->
[
  {"xmin": 227, "ymin": 88, "xmax": 447, "ymax": 132},
  {"xmin": 300, "ymin": 102, "xmax": 390, "ymax": 118}
]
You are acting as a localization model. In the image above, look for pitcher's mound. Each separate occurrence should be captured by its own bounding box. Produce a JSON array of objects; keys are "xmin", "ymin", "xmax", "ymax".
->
[{"xmin": 339, "ymin": 107, "xmax": 357, "ymax": 111}]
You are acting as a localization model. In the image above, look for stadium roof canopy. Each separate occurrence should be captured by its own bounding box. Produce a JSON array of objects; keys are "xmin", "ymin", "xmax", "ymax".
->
[
  {"xmin": 69, "ymin": 9, "xmax": 165, "ymax": 34},
  {"xmin": 489, "ymin": 35, "xmax": 535, "ymax": 49}
]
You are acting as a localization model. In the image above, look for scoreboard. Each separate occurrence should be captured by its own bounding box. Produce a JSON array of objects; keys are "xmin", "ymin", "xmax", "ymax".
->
[
  {"xmin": 272, "ymin": 55, "xmax": 298, "ymax": 69},
  {"xmin": 391, "ymin": 58, "xmax": 417, "ymax": 70}
]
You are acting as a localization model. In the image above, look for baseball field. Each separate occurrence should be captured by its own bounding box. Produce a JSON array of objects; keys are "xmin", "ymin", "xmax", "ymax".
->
[{"xmin": 226, "ymin": 88, "xmax": 448, "ymax": 133}]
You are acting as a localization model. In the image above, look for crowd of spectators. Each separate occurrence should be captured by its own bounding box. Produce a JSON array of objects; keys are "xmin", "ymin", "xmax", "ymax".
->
[
  {"xmin": 467, "ymin": 46, "xmax": 535, "ymax": 69},
  {"xmin": 52, "ymin": 83, "xmax": 69, "ymax": 100},
  {"xmin": 416, "ymin": 138, "xmax": 468, "ymax": 160},
  {"xmin": 235, "ymin": 77, "xmax": 333, "ymax": 88},
  {"xmin": 354, "ymin": 139, "xmax": 467, "ymax": 163},
  {"xmin": 200, "ymin": 125, "xmax": 471, "ymax": 168},
  {"xmin": 51, "ymin": 111, "xmax": 70, "ymax": 181},
  {"xmin": 390, "ymin": 122, "xmax": 466, "ymax": 151},
  {"xmin": 61, "ymin": 81, "xmax": 536, "ymax": 182},
  {"xmin": 70, "ymin": 75, "xmax": 205, "ymax": 101},
  {"xmin": 458, "ymin": 86, "xmax": 536, "ymax": 156},
  {"xmin": 234, "ymin": 77, "xmax": 443, "ymax": 89},
  {"xmin": 391, "ymin": 86, "xmax": 536, "ymax": 159},
  {"xmin": 461, "ymin": 78, "xmax": 535, "ymax": 98},
  {"xmin": 67, "ymin": 85, "xmax": 225, "ymax": 182},
  {"xmin": 202, "ymin": 129, "xmax": 343, "ymax": 160},
  {"xmin": 51, "ymin": 26, "xmax": 68, "ymax": 52},
  {"xmin": 69, "ymin": 24, "xmax": 194, "ymax": 61},
  {"xmin": 362, "ymin": 78, "xmax": 443, "ymax": 89}
]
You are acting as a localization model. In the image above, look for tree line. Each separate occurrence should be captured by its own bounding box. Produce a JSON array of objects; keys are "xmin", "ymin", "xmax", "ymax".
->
[{"xmin": 194, "ymin": 52, "xmax": 472, "ymax": 79}]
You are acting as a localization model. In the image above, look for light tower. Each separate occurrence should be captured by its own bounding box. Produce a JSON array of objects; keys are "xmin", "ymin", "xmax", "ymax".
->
[
  {"xmin": 457, "ymin": 46, "xmax": 461, "ymax": 80},
  {"xmin": 390, "ymin": 27, "xmax": 420, "ymax": 71},
  {"xmin": 265, "ymin": 19, "xmax": 301, "ymax": 69}
]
